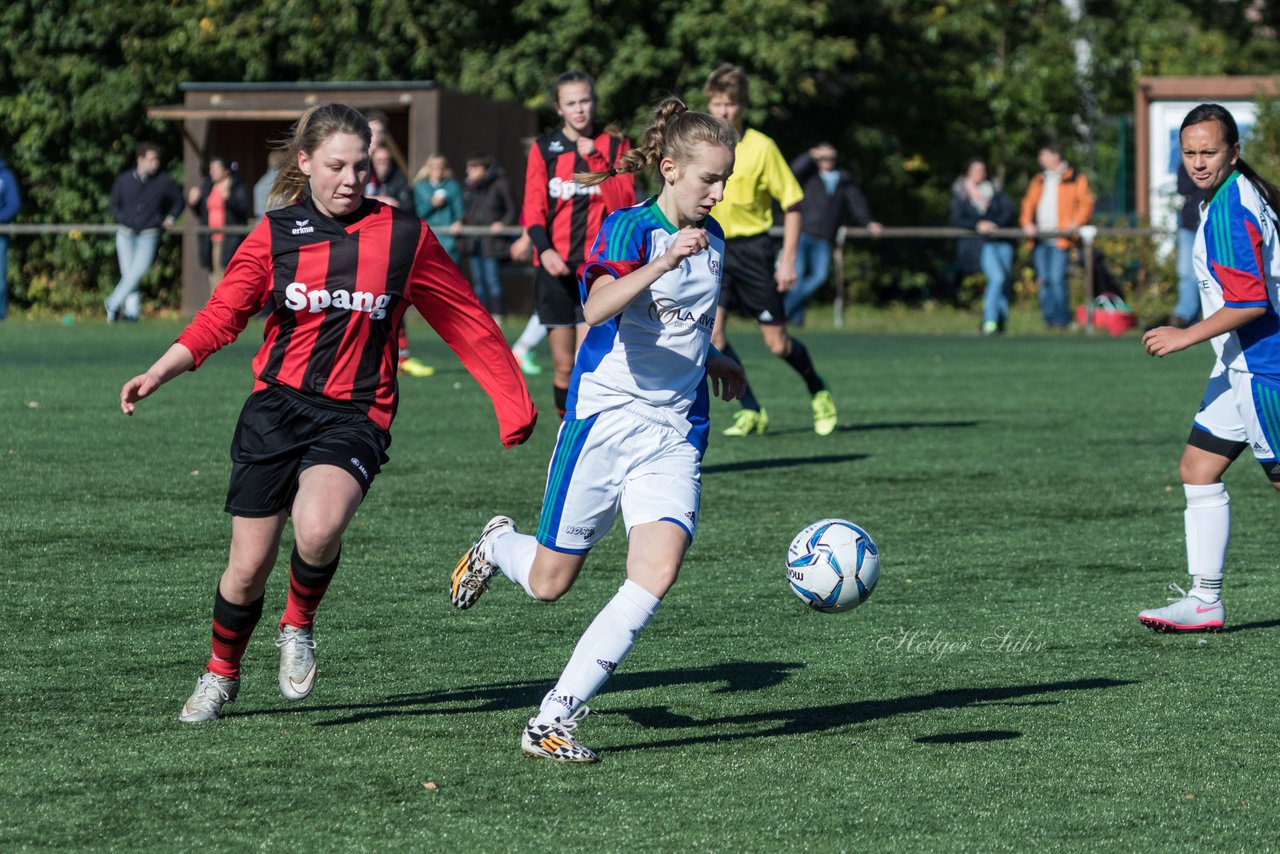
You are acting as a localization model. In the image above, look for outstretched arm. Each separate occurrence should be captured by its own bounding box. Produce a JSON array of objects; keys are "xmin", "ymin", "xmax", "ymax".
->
[
  {"xmin": 119, "ymin": 343, "xmax": 196, "ymax": 415},
  {"xmin": 1143, "ymin": 305, "xmax": 1266, "ymax": 357}
]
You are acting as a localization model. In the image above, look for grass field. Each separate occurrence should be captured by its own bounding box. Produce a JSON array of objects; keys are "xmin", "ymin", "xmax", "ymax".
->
[{"xmin": 2, "ymin": 316, "xmax": 1278, "ymax": 851}]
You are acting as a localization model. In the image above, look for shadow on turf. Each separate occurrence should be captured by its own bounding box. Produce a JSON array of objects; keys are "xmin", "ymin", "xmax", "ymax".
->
[
  {"xmin": 703, "ymin": 453, "xmax": 868, "ymax": 474},
  {"xmin": 915, "ymin": 730, "xmax": 1022, "ymax": 744},
  {"xmin": 1224, "ymin": 617, "xmax": 1280, "ymax": 634},
  {"xmin": 237, "ymin": 661, "xmax": 805, "ymax": 726},
  {"xmin": 608, "ymin": 677, "xmax": 1136, "ymax": 753},
  {"xmin": 755, "ymin": 419, "xmax": 981, "ymax": 438}
]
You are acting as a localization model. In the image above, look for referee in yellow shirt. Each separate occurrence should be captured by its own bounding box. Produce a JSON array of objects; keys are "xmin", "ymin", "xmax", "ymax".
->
[{"xmin": 704, "ymin": 64, "xmax": 838, "ymax": 437}]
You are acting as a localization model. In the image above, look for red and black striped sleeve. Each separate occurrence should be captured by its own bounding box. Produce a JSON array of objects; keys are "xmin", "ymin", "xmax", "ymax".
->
[
  {"xmin": 177, "ymin": 219, "xmax": 274, "ymax": 367},
  {"xmin": 523, "ymin": 143, "xmax": 552, "ymax": 257}
]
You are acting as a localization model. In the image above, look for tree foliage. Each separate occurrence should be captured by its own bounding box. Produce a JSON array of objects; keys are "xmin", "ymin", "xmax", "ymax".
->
[{"xmin": 2, "ymin": 0, "xmax": 1280, "ymax": 311}]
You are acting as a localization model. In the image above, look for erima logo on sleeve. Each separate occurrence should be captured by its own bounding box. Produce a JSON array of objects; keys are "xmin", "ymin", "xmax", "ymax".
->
[
  {"xmin": 292, "ymin": 219, "xmax": 314, "ymax": 235},
  {"xmin": 284, "ymin": 282, "xmax": 391, "ymax": 319}
]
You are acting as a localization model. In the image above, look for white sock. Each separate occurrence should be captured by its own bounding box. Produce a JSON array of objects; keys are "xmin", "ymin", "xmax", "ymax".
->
[
  {"xmin": 512, "ymin": 314, "xmax": 547, "ymax": 356},
  {"xmin": 491, "ymin": 529, "xmax": 539, "ymax": 598},
  {"xmin": 535, "ymin": 579, "xmax": 661, "ymax": 725},
  {"xmin": 1184, "ymin": 482, "xmax": 1228, "ymax": 601}
]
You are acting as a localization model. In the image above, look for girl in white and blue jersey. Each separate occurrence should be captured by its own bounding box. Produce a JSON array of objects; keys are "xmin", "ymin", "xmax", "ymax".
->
[
  {"xmin": 1140, "ymin": 103, "xmax": 1280, "ymax": 633},
  {"xmin": 450, "ymin": 99, "xmax": 745, "ymax": 761}
]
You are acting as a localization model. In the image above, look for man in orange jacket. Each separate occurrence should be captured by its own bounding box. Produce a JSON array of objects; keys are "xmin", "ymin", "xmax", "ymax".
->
[{"xmin": 1020, "ymin": 142, "xmax": 1095, "ymax": 328}]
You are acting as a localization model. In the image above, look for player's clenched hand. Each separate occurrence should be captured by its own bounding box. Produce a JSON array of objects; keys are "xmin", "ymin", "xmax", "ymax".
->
[
  {"xmin": 1142, "ymin": 325, "xmax": 1192, "ymax": 358},
  {"xmin": 774, "ymin": 257, "xmax": 797, "ymax": 292},
  {"xmin": 541, "ymin": 248, "xmax": 570, "ymax": 277},
  {"xmin": 660, "ymin": 227, "xmax": 709, "ymax": 271},
  {"xmin": 707, "ymin": 353, "xmax": 747, "ymax": 402},
  {"xmin": 120, "ymin": 372, "xmax": 162, "ymax": 415}
]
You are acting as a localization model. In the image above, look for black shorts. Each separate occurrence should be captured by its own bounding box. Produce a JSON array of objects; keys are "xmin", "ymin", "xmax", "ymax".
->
[
  {"xmin": 719, "ymin": 233, "xmax": 786, "ymax": 324},
  {"xmin": 225, "ymin": 386, "xmax": 391, "ymax": 517},
  {"xmin": 535, "ymin": 266, "xmax": 586, "ymax": 327}
]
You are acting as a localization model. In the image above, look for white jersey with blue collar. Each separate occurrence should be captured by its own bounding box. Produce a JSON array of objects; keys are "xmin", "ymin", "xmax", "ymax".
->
[
  {"xmin": 1196, "ymin": 171, "xmax": 1280, "ymax": 378},
  {"xmin": 570, "ymin": 198, "xmax": 725, "ymax": 453}
]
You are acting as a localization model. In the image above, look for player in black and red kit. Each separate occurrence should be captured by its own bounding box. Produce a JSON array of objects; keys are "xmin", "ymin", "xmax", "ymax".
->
[
  {"xmin": 119, "ymin": 103, "xmax": 537, "ymax": 722},
  {"xmin": 523, "ymin": 71, "xmax": 635, "ymax": 417}
]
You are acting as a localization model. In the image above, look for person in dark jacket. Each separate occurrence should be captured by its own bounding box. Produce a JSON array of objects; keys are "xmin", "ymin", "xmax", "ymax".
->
[
  {"xmin": 949, "ymin": 157, "xmax": 1018, "ymax": 335},
  {"xmin": 187, "ymin": 155, "xmax": 250, "ymax": 285},
  {"xmin": 456, "ymin": 154, "xmax": 517, "ymax": 322},
  {"xmin": 107, "ymin": 142, "xmax": 184, "ymax": 322},
  {"xmin": 0, "ymin": 157, "xmax": 20, "ymax": 321},
  {"xmin": 784, "ymin": 143, "xmax": 882, "ymax": 325},
  {"xmin": 366, "ymin": 145, "xmax": 412, "ymax": 210}
]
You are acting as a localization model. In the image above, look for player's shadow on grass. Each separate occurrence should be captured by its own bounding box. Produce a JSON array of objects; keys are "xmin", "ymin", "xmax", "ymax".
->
[
  {"xmin": 1224, "ymin": 617, "xmax": 1280, "ymax": 634},
  {"xmin": 703, "ymin": 453, "xmax": 869, "ymax": 474},
  {"xmin": 609, "ymin": 677, "xmax": 1135, "ymax": 753},
  {"xmin": 242, "ymin": 660, "xmax": 806, "ymax": 726},
  {"xmin": 760, "ymin": 419, "xmax": 980, "ymax": 438}
]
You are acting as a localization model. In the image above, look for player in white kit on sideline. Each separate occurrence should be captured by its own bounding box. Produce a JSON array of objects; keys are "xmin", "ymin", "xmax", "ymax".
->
[
  {"xmin": 1140, "ymin": 103, "xmax": 1280, "ymax": 633},
  {"xmin": 450, "ymin": 98, "xmax": 746, "ymax": 762}
]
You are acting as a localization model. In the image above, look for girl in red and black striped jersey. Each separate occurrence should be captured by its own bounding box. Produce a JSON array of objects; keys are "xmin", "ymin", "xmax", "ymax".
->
[
  {"xmin": 523, "ymin": 71, "xmax": 635, "ymax": 416},
  {"xmin": 119, "ymin": 103, "xmax": 537, "ymax": 723}
]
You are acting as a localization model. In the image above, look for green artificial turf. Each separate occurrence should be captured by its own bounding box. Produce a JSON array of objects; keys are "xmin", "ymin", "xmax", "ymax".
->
[{"xmin": 1, "ymin": 316, "xmax": 1277, "ymax": 851}]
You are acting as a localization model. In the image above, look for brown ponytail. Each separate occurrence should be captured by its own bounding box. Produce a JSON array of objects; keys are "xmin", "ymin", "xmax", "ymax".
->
[{"xmin": 575, "ymin": 98, "xmax": 737, "ymax": 187}]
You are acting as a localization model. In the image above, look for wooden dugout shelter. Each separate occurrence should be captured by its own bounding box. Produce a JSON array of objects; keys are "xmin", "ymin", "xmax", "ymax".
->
[{"xmin": 148, "ymin": 81, "xmax": 538, "ymax": 315}]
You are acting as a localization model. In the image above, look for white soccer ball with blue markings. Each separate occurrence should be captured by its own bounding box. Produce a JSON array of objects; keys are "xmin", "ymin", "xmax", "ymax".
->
[{"xmin": 786, "ymin": 519, "xmax": 880, "ymax": 613}]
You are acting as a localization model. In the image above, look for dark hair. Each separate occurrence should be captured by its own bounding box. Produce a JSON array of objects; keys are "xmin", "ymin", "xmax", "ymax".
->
[
  {"xmin": 704, "ymin": 64, "xmax": 750, "ymax": 107},
  {"xmin": 1040, "ymin": 141, "xmax": 1064, "ymax": 158},
  {"xmin": 269, "ymin": 103, "xmax": 371, "ymax": 209},
  {"xmin": 551, "ymin": 71, "xmax": 596, "ymax": 106},
  {"xmin": 1181, "ymin": 102, "xmax": 1280, "ymax": 210},
  {"xmin": 466, "ymin": 153, "xmax": 492, "ymax": 169},
  {"xmin": 136, "ymin": 142, "xmax": 160, "ymax": 159},
  {"xmin": 575, "ymin": 97, "xmax": 737, "ymax": 187},
  {"xmin": 364, "ymin": 109, "xmax": 391, "ymax": 127}
]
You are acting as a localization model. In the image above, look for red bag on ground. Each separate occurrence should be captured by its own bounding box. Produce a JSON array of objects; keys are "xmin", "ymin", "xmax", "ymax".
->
[{"xmin": 1077, "ymin": 292, "xmax": 1137, "ymax": 336}]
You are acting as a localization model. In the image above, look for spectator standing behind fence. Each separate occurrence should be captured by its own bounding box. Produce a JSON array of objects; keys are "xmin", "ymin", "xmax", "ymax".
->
[
  {"xmin": 106, "ymin": 142, "xmax": 184, "ymax": 323},
  {"xmin": 950, "ymin": 157, "xmax": 1018, "ymax": 336},
  {"xmin": 1170, "ymin": 160, "xmax": 1207, "ymax": 329},
  {"xmin": 187, "ymin": 156, "xmax": 249, "ymax": 288},
  {"xmin": 456, "ymin": 154, "xmax": 516, "ymax": 325},
  {"xmin": 0, "ymin": 156, "xmax": 19, "ymax": 321},
  {"xmin": 253, "ymin": 150, "xmax": 288, "ymax": 219},
  {"xmin": 1019, "ymin": 142, "xmax": 1094, "ymax": 329},
  {"xmin": 784, "ymin": 143, "xmax": 882, "ymax": 326},
  {"xmin": 413, "ymin": 154, "xmax": 464, "ymax": 262}
]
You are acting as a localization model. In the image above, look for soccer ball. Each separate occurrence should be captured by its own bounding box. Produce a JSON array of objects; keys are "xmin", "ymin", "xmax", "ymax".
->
[{"xmin": 785, "ymin": 519, "xmax": 880, "ymax": 613}]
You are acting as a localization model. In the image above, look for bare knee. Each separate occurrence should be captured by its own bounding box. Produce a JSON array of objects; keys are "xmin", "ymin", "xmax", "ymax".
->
[
  {"xmin": 1271, "ymin": 479, "xmax": 1280, "ymax": 495},
  {"xmin": 292, "ymin": 517, "xmax": 343, "ymax": 565},
  {"xmin": 528, "ymin": 573, "xmax": 573, "ymax": 602},
  {"xmin": 762, "ymin": 329, "xmax": 789, "ymax": 357}
]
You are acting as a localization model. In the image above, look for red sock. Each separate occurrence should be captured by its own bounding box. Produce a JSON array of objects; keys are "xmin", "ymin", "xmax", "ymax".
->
[
  {"xmin": 206, "ymin": 589, "xmax": 264, "ymax": 680},
  {"xmin": 280, "ymin": 546, "xmax": 340, "ymax": 630}
]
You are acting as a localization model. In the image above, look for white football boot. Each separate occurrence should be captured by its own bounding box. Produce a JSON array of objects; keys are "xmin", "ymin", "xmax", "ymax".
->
[
  {"xmin": 277, "ymin": 625, "xmax": 317, "ymax": 700},
  {"xmin": 521, "ymin": 705, "xmax": 599, "ymax": 763},
  {"xmin": 1138, "ymin": 583, "xmax": 1225, "ymax": 633},
  {"xmin": 179, "ymin": 672, "xmax": 240, "ymax": 722},
  {"xmin": 451, "ymin": 516, "xmax": 515, "ymax": 610}
]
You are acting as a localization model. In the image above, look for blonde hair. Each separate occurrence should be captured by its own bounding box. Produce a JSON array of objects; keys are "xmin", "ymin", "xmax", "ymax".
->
[
  {"xmin": 704, "ymin": 63, "xmax": 750, "ymax": 106},
  {"xmin": 268, "ymin": 103, "xmax": 371, "ymax": 209},
  {"xmin": 575, "ymin": 98, "xmax": 737, "ymax": 187},
  {"xmin": 413, "ymin": 154, "xmax": 453, "ymax": 183}
]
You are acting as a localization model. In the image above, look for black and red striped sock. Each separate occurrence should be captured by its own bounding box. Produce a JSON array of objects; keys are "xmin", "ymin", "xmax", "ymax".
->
[
  {"xmin": 279, "ymin": 545, "xmax": 340, "ymax": 630},
  {"xmin": 206, "ymin": 588, "xmax": 264, "ymax": 680}
]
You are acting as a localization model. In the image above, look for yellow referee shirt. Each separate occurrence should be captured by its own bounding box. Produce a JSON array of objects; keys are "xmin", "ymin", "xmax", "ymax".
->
[{"xmin": 711, "ymin": 128, "xmax": 805, "ymax": 239}]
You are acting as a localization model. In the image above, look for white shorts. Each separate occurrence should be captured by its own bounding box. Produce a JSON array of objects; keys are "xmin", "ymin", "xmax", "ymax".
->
[
  {"xmin": 535, "ymin": 403, "xmax": 701, "ymax": 553},
  {"xmin": 1192, "ymin": 366, "xmax": 1280, "ymax": 469}
]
